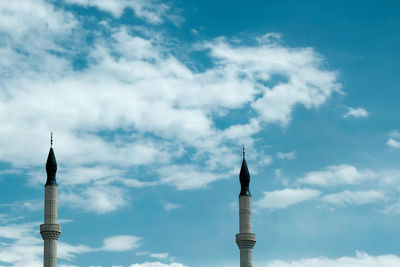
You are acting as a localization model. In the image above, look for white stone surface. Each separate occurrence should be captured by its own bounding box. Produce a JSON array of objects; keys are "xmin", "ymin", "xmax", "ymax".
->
[
  {"xmin": 41, "ymin": 185, "xmax": 60, "ymax": 267},
  {"xmin": 239, "ymin": 196, "xmax": 252, "ymax": 233},
  {"xmin": 237, "ymin": 195, "xmax": 256, "ymax": 267},
  {"xmin": 44, "ymin": 186, "xmax": 58, "ymax": 224},
  {"xmin": 43, "ymin": 239, "xmax": 58, "ymax": 267}
]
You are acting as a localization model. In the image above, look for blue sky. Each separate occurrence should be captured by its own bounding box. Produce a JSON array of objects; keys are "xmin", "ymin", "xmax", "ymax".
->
[{"xmin": 1, "ymin": 0, "xmax": 400, "ymax": 266}]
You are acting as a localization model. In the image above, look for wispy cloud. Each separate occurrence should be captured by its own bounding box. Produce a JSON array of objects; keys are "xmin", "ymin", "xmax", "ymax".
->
[
  {"xmin": 298, "ymin": 164, "xmax": 376, "ymax": 187},
  {"xmin": 344, "ymin": 107, "xmax": 369, "ymax": 118},
  {"xmin": 204, "ymin": 35, "xmax": 341, "ymax": 127},
  {"xmin": 163, "ymin": 202, "xmax": 182, "ymax": 211},
  {"xmin": 262, "ymin": 251, "xmax": 400, "ymax": 267},
  {"xmin": 158, "ymin": 164, "xmax": 228, "ymax": 190},
  {"xmin": 387, "ymin": 130, "xmax": 400, "ymax": 149},
  {"xmin": 0, "ymin": 221, "xmax": 142, "ymax": 266},
  {"xmin": 129, "ymin": 263, "xmax": 187, "ymax": 267},
  {"xmin": 150, "ymin": 253, "xmax": 169, "ymax": 259},
  {"xmin": 64, "ymin": 0, "xmax": 180, "ymax": 24},
  {"xmin": 322, "ymin": 190, "xmax": 385, "ymax": 206},
  {"xmin": 59, "ymin": 186, "xmax": 128, "ymax": 213},
  {"xmin": 382, "ymin": 200, "xmax": 400, "ymax": 214},
  {"xmin": 387, "ymin": 138, "xmax": 400, "ymax": 149},
  {"xmin": 274, "ymin": 169, "xmax": 289, "ymax": 186},
  {"xmin": 255, "ymin": 188, "xmax": 321, "ymax": 209},
  {"xmin": 276, "ymin": 151, "xmax": 296, "ymax": 160},
  {"xmin": 102, "ymin": 235, "xmax": 141, "ymax": 252}
]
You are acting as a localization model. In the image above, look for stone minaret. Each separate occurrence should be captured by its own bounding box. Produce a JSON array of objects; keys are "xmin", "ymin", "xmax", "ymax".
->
[
  {"xmin": 40, "ymin": 134, "xmax": 61, "ymax": 267},
  {"xmin": 236, "ymin": 146, "xmax": 256, "ymax": 267}
]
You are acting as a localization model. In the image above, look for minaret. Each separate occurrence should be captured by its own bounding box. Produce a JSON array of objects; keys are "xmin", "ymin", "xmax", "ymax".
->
[
  {"xmin": 40, "ymin": 133, "xmax": 61, "ymax": 267},
  {"xmin": 236, "ymin": 146, "xmax": 256, "ymax": 267}
]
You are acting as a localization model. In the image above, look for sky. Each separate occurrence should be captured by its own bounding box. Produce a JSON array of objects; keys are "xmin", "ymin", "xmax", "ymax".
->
[{"xmin": 1, "ymin": 0, "xmax": 400, "ymax": 266}]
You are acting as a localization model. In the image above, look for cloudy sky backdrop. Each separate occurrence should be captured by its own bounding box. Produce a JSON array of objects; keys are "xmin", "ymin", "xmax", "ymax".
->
[{"xmin": 1, "ymin": 0, "xmax": 400, "ymax": 266}]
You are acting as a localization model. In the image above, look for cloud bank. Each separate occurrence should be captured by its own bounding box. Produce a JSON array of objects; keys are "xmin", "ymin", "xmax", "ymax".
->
[
  {"xmin": 0, "ymin": 0, "xmax": 340, "ymax": 215},
  {"xmin": 264, "ymin": 251, "xmax": 400, "ymax": 267}
]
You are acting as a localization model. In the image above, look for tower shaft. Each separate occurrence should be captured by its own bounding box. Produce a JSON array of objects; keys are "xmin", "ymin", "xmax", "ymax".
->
[
  {"xmin": 236, "ymin": 195, "xmax": 256, "ymax": 267},
  {"xmin": 40, "ymin": 185, "xmax": 61, "ymax": 267}
]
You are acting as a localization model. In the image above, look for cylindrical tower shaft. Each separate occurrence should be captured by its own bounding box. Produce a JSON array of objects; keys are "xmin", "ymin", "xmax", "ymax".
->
[
  {"xmin": 43, "ymin": 238, "xmax": 58, "ymax": 267},
  {"xmin": 239, "ymin": 196, "xmax": 252, "ymax": 233},
  {"xmin": 240, "ymin": 248, "xmax": 253, "ymax": 267},
  {"xmin": 44, "ymin": 186, "xmax": 58, "ymax": 224},
  {"xmin": 236, "ymin": 195, "xmax": 256, "ymax": 267},
  {"xmin": 41, "ymin": 185, "xmax": 60, "ymax": 267}
]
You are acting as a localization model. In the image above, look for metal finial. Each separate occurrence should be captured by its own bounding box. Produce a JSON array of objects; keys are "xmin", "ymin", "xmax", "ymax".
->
[
  {"xmin": 50, "ymin": 132, "xmax": 53, "ymax": 147},
  {"xmin": 242, "ymin": 144, "xmax": 245, "ymax": 159}
]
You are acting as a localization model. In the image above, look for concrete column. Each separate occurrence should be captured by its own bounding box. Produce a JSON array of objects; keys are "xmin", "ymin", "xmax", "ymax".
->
[
  {"xmin": 236, "ymin": 195, "xmax": 256, "ymax": 267},
  {"xmin": 240, "ymin": 248, "xmax": 253, "ymax": 267},
  {"xmin": 239, "ymin": 196, "xmax": 252, "ymax": 233},
  {"xmin": 44, "ymin": 186, "xmax": 58, "ymax": 224},
  {"xmin": 41, "ymin": 185, "xmax": 61, "ymax": 267}
]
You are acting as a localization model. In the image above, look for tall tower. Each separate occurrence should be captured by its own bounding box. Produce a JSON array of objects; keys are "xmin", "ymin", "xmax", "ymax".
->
[
  {"xmin": 40, "ymin": 134, "xmax": 61, "ymax": 267},
  {"xmin": 236, "ymin": 146, "xmax": 256, "ymax": 267}
]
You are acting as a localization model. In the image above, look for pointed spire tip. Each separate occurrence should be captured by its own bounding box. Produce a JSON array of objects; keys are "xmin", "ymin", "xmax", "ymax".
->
[{"xmin": 50, "ymin": 132, "xmax": 53, "ymax": 147}]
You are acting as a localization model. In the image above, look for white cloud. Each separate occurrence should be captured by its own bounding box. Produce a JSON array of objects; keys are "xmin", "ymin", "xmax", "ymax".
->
[
  {"xmin": 163, "ymin": 202, "xmax": 182, "ymax": 211},
  {"xmin": 382, "ymin": 200, "xmax": 400, "ymax": 214},
  {"xmin": 150, "ymin": 253, "xmax": 169, "ymax": 259},
  {"xmin": 98, "ymin": 177, "xmax": 158, "ymax": 188},
  {"xmin": 256, "ymin": 33, "xmax": 282, "ymax": 44},
  {"xmin": 60, "ymin": 186, "xmax": 128, "ymax": 213},
  {"xmin": 58, "ymin": 242, "xmax": 94, "ymax": 260},
  {"xmin": 158, "ymin": 165, "xmax": 227, "ymax": 190},
  {"xmin": 378, "ymin": 169, "xmax": 400, "ymax": 187},
  {"xmin": 60, "ymin": 166, "xmax": 124, "ymax": 185},
  {"xmin": 274, "ymin": 169, "xmax": 289, "ymax": 186},
  {"xmin": 387, "ymin": 139, "xmax": 400, "ymax": 149},
  {"xmin": 389, "ymin": 130, "xmax": 400, "ymax": 139},
  {"xmin": 387, "ymin": 131, "xmax": 400, "ymax": 149},
  {"xmin": 129, "ymin": 263, "xmax": 187, "ymax": 267},
  {"xmin": 262, "ymin": 251, "xmax": 400, "ymax": 267},
  {"xmin": 322, "ymin": 190, "xmax": 385, "ymax": 206},
  {"xmin": 102, "ymin": 235, "xmax": 141, "ymax": 252},
  {"xmin": 0, "ymin": 0, "xmax": 76, "ymax": 45},
  {"xmin": 65, "ymin": 0, "xmax": 178, "ymax": 24},
  {"xmin": 205, "ymin": 36, "xmax": 341, "ymax": 126},
  {"xmin": 260, "ymin": 154, "xmax": 274, "ymax": 166},
  {"xmin": 276, "ymin": 151, "xmax": 296, "ymax": 160},
  {"xmin": 0, "ymin": 199, "xmax": 42, "ymax": 213},
  {"xmin": 298, "ymin": 165, "xmax": 376, "ymax": 187},
  {"xmin": 0, "ymin": 221, "xmax": 143, "ymax": 266},
  {"xmin": 387, "ymin": 138, "xmax": 400, "ymax": 148},
  {"xmin": 0, "ymin": 223, "xmax": 42, "ymax": 267},
  {"xmin": 0, "ymin": 0, "xmax": 340, "ymax": 212},
  {"xmin": 255, "ymin": 188, "xmax": 321, "ymax": 209},
  {"xmin": 0, "ymin": 222, "xmax": 91, "ymax": 266},
  {"xmin": 344, "ymin": 107, "xmax": 369, "ymax": 118}
]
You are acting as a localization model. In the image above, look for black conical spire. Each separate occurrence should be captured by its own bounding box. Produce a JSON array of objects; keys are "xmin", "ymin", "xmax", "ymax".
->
[
  {"xmin": 239, "ymin": 145, "xmax": 251, "ymax": 196},
  {"xmin": 45, "ymin": 132, "xmax": 57, "ymax": 186}
]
